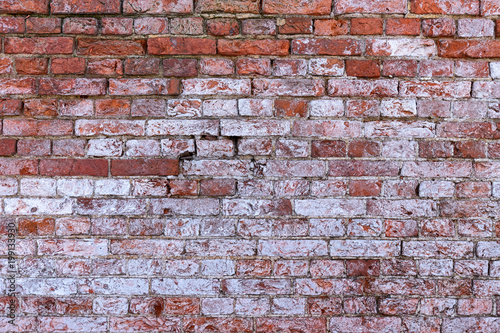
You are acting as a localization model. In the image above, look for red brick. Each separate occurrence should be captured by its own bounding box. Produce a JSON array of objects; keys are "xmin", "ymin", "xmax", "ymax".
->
[
  {"xmin": 17, "ymin": 139, "xmax": 51, "ymax": 156},
  {"xmin": 385, "ymin": 220, "xmax": 419, "ymax": 237},
  {"xmin": 3, "ymin": 119, "xmax": 72, "ymax": 136},
  {"xmin": 200, "ymin": 179, "xmax": 236, "ymax": 196},
  {"xmin": 109, "ymin": 79, "xmax": 180, "ymax": 96},
  {"xmin": 19, "ymin": 218, "xmax": 55, "ymax": 236},
  {"xmin": 273, "ymin": 59, "xmax": 307, "ymax": 76},
  {"xmin": 489, "ymin": 142, "xmax": 500, "ymax": 158},
  {"xmin": 275, "ymin": 100, "xmax": 308, "ymax": 117},
  {"xmin": 39, "ymin": 78, "xmax": 106, "ymax": 96},
  {"xmin": 456, "ymin": 182, "xmax": 491, "ymax": 198},
  {"xmin": 455, "ymin": 61, "xmax": 489, "ymax": 78},
  {"xmin": 0, "ymin": 17, "xmax": 25, "ymax": 33},
  {"xmin": 23, "ymin": 99, "xmax": 58, "ymax": 117},
  {"xmin": 454, "ymin": 141, "xmax": 486, "ymax": 158},
  {"xmin": 419, "ymin": 141, "xmax": 453, "ymax": 158},
  {"xmin": 39, "ymin": 159, "xmax": 108, "ymax": 176},
  {"xmin": 111, "ymin": 159, "xmax": 179, "ymax": 176},
  {"xmin": 311, "ymin": 141, "xmax": 346, "ymax": 157},
  {"xmin": 386, "ymin": 18, "xmax": 420, "ymax": 35},
  {"xmin": 124, "ymin": 0, "xmax": 193, "ymax": 14},
  {"xmin": 263, "ymin": 0, "xmax": 331, "ymax": 14},
  {"xmin": 62, "ymin": 18, "xmax": 98, "ymax": 34},
  {"xmin": 400, "ymin": 81, "xmax": 471, "ymax": 98},
  {"xmin": 348, "ymin": 140, "xmax": 380, "ymax": 157},
  {"xmin": 380, "ymin": 298, "xmax": 418, "ymax": 315},
  {"xmin": 218, "ymin": 39, "xmax": 289, "ymax": 56},
  {"xmin": 411, "ymin": 0, "xmax": 479, "ymax": 14},
  {"xmin": 346, "ymin": 60, "xmax": 380, "ymax": 78},
  {"xmin": 207, "ymin": 19, "xmax": 239, "ymax": 36},
  {"xmin": 242, "ymin": 19, "xmax": 276, "ymax": 35},
  {"xmin": 0, "ymin": 99, "xmax": 21, "ymax": 116},
  {"xmin": 346, "ymin": 259, "xmax": 380, "ymax": 276},
  {"xmin": 383, "ymin": 60, "xmax": 418, "ymax": 77},
  {"xmin": 0, "ymin": 58, "xmax": 13, "ymax": 75},
  {"xmin": 422, "ymin": 18, "xmax": 456, "ymax": 37},
  {"xmin": 330, "ymin": 161, "xmax": 400, "ymax": 176},
  {"xmin": 314, "ymin": 19, "xmax": 348, "ymax": 36},
  {"xmin": 256, "ymin": 318, "xmax": 326, "ymax": 333},
  {"xmin": 26, "ymin": 17, "xmax": 61, "ymax": 34},
  {"xmin": 351, "ymin": 18, "xmax": 383, "ymax": 35},
  {"xmin": 184, "ymin": 318, "xmax": 252, "ymax": 333},
  {"xmin": 101, "ymin": 17, "xmax": 133, "ymax": 35},
  {"xmin": 253, "ymin": 79, "xmax": 324, "ymax": 97},
  {"xmin": 5, "ymin": 37, "xmax": 73, "ymax": 54},
  {"xmin": 328, "ymin": 79, "xmax": 398, "ymax": 97},
  {"xmin": 77, "ymin": 38, "xmax": 146, "ymax": 55},
  {"xmin": 96, "ymin": 99, "xmax": 131, "ymax": 117},
  {"xmin": 0, "ymin": 139, "xmax": 17, "ymax": 156},
  {"xmin": 292, "ymin": 38, "xmax": 361, "ymax": 55},
  {"xmin": 0, "ymin": 159, "xmax": 38, "ymax": 175},
  {"xmin": 51, "ymin": 0, "xmax": 120, "ymax": 13},
  {"xmin": 307, "ymin": 298, "xmax": 342, "ymax": 315},
  {"xmin": 439, "ymin": 40, "xmax": 500, "ymax": 58},
  {"xmin": 236, "ymin": 59, "xmax": 271, "ymax": 76},
  {"xmin": 420, "ymin": 60, "xmax": 453, "ymax": 77},
  {"xmin": 164, "ymin": 180, "xmax": 195, "ymax": 196},
  {"xmin": 200, "ymin": 59, "xmax": 234, "ymax": 76},
  {"xmin": 87, "ymin": 59, "xmax": 123, "ymax": 76},
  {"xmin": 336, "ymin": 0, "xmax": 406, "ymax": 13},
  {"xmin": 124, "ymin": 59, "xmax": 160, "ymax": 76},
  {"xmin": 51, "ymin": 58, "xmax": 85, "ymax": 75},
  {"xmin": 236, "ymin": 260, "xmax": 272, "ymax": 276},
  {"xmin": 196, "ymin": 0, "xmax": 259, "ymax": 13},
  {"xmin": 0, "ymin": 78, "xmax": 35, "ymax": 95},
  {"xmin": 0, "ymin": 0, "xmax": 49, "ymax": 14},
  {"xmin": 279, "ymin": 18, "xmax": 313, "ymax": 34},
  {"xmin": 16, "ymin": 58, "xmax": 48, "ymax": 75},
  {"xmin": 111, "ymin": 317, "xmax": 180, "ymax": 332},
  {"xmin": 164, "ymin": 298, "xmax": 200, "ymax": 315},
  {"xmin": 134, "ymin": 17, "xmax": 169, "ymax": 35},
  {"xmin": 149, "ymin": 37, "xmax": 216, "ymax": 55},
  {"xmin": 171, "ymin": 17, "xmax": 204, "ymax": 35},
  {"xmin": 350, "ymin": 180, "xmax": 382, "ymax": 197},
  {"xmin": 163, "ymin": 59, "xmax": 198, "ymax": 77},
  {"xmin": 346, "ymin": 100, "xmax": 380, "ymax": 117}
]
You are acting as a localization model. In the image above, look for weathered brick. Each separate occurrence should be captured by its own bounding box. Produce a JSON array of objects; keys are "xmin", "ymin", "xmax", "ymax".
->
[
  {"xmin": 292, "ymin": 39, "xmax": 361, "ymax": 55},
  {"xmin": 218, "ymin": 39, "xmax": 289, "ymax": 56},
  {"xmin": 5, "ymin": 37, "xmax": 73, "ymax": 54},
  {"xmin": 336, "ymin": 0, "xmax": 406, "ymax": 13},
  {"xmin": 109, "ymin": 79, "xmax": 180, "ymax": 96},
  {"xmin": 52, "ymin": 0, "xmax": 120, "ymax": 13},
  {"xmin": 351, "ymin": 18, "xmax": 383, "ymax": 35},
  {"xmin": 77, "ymin": 38, "xmax": 145, "ymax": 56},
  {"xmin": 63, "ymin": 18, "xmax": 98, "ymax": 34},
  {"xmin": 196, "ymin": 0, "xmax": 259, "ymax": 13},
  {"xmin": 0, "ymin": 0, "xmax": 49, "ymax": 14},
  {"xmin": 411, "ymin": 0, "xmax": 479, "ymax": 14}
]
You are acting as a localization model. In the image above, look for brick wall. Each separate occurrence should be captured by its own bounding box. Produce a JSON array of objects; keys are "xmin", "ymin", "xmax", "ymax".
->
[{"xmin": 1, "ymin": 0, "xmax": 500, "ymax": 332}]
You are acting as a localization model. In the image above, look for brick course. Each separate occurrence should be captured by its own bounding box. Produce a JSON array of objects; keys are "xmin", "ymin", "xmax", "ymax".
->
[{"xmin": 1, "ymin": 0, "xmax": 500, "ymax": 332}]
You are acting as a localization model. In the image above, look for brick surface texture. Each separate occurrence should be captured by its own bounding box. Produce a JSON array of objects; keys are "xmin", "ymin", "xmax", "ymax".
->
[{"xmin": 1, "ymin": 0, "xmax": 500, "ymax": 332}]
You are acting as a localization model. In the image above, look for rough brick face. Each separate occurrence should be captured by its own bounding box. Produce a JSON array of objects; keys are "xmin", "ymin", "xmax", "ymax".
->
[{"xmin": 0, "ymin": 1, "xmax": 498, "ymax": 332}]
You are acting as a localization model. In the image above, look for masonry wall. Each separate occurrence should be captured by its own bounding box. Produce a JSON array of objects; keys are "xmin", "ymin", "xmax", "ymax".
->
[{"xmin": 1, "ymin": 0, "xmax": 500, "ymax": 332}]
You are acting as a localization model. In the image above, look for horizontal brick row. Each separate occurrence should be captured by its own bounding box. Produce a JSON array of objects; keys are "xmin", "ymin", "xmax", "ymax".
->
[
  {"xmin": 3, "ymin": 37, "xmax": 500, "ymax": 58},
  {"xmin": 2, "ymin": 0, "xmax": 500, "ymax": 16},
  {"xmin": 2, "ymin": 78, "xmax": 500, "ymax": 97},
  {"xmin": 2, "ymin": 98, "xmax": 500, "ymax": 119},
  {"xmin": 2, "ymin": 197, "xmax": 500, "ymax": 218},
  {"xmin": 1, "ymin": 0, "xmax": 500, "ymax": 332}
]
